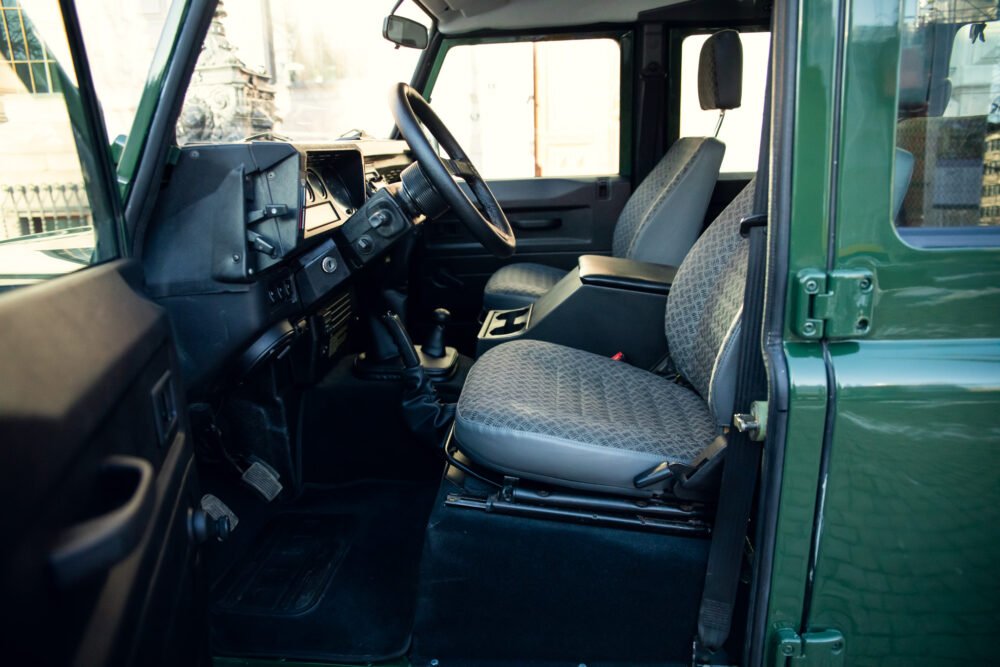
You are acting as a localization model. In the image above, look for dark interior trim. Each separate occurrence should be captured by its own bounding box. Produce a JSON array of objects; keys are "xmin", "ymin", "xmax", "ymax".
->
[
  {"xmin": 746, "ymin": 0, "xmax": 796, "ymax": 662},
  {"xmin": 127, "ymin": 0, "xmax": 217, "ymax": 259}
]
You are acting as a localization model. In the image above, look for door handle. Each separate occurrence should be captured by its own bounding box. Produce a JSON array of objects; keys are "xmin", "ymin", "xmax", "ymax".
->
[
  {"xmin": 510, "ymin": 218, "xmax": 561, "ymax": 231},
  {"xmin": 49, "ymin": 455, "xmax": 155, "ymax": 587}
]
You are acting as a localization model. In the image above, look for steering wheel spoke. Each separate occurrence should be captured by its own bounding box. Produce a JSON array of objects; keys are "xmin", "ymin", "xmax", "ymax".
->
[{"xmin": 390, "ymin": 83, "xmax": 516, "ymax": 258}]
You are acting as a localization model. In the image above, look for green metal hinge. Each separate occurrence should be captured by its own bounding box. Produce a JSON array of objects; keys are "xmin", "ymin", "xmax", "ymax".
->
[
  {"xmin": 772, "ymin": 628, "xmax": 845, "ymax": 667},
  {"xmin": 793, "ymin": 269, "xmax": 874, "ymax": 339}
]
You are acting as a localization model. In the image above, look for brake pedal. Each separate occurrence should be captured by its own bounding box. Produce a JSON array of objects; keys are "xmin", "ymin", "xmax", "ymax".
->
[
  {"xmin": 200, "ymin": 493, "xmax": 239, "ymax": 532},
  {"xmin": 241, "ymin": 458, "xmax": 283, "ymax": 502}
]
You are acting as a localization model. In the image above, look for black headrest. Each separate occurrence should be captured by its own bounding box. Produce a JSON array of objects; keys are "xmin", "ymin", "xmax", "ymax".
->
[{"xmin": 698, "ymin": 30, "xmax": 743, "ymax": 111}]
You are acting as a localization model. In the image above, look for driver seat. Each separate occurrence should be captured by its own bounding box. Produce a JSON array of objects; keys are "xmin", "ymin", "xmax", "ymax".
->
[
  {"xmin": 482, "ymin": 29, "xmax": 743, "ymax": 311},
  {"xmin": 454, "ymin": 180, "xmax": 756, "ymax": 496}
]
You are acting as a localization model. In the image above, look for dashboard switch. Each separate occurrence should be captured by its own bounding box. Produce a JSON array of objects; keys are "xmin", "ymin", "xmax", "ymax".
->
[{"xmin": 356, "ymin": 236, "xmax": 374, "ymax": 254}]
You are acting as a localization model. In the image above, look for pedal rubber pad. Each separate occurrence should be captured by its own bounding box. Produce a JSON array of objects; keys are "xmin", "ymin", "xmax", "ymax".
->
[
  {"xmin": 200, "ymin": 493, "xmax": 239, "ymax": 532},
  {"xmin": 241, "ymin": 460, "xmax": 283, "ymax": 502}
]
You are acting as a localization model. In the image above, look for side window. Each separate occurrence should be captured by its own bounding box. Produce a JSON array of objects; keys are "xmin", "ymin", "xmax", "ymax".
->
[
  {"xmin": 895, "ymin": 10, "xmax": 1000, "ymax": 233},
  {"xmin": 679, "ymin": 30, "xmax": 771, "ymax": 174},
  {"xmin": 429, "ymin": 37, "xmax": 621, "ymax": 179},
  {"xmin": 0, "ymin": 1, "xmax": 116, "ymax": 289}
]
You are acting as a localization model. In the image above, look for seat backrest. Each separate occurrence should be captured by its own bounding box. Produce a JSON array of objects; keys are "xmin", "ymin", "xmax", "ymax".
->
[
  {"xmin": 612, "ymin": 29, "xmax": 742, "ymax": 265},
  {"xmin": 664, "ymin": 179, "xmax": 755, "ymax": 425}
]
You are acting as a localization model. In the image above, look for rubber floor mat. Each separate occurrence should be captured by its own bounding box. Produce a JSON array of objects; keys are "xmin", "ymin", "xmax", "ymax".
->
[
  {"xmin": 209, "ymin": 480, "xmax": 437, "ymax": 662},
  {"xmin": 213, "ymin": 515, "xmax": 351, "ymax": 616}
]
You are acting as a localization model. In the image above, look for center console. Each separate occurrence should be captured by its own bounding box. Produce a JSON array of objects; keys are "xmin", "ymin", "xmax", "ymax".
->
[{"xmin": 477, "ymin": 255, "xmax": 678, "ymax": 368}]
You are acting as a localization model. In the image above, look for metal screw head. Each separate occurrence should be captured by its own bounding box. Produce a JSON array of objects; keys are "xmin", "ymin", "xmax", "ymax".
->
[
  {"xmin": 859, "ymin": 277, "xmax": 872, "ymax": 291},
  {"xmin": 804, "ymin": 279, "xmax": 819, "ymax": 293},
  {"xmin": 832, "ymin": 640, "xmax": 844, "ymax": 651},
  {"xmin": 232, "ymin": 253, "xmax": 241, "ymax": 262},
  {"xmin": 190, "ymin": 150, "xmax": 200, "ymax": 159},
  {"xmin": 429, "ymin": 660, "xmax": 439, "ymax": 666},
  {"xmin": 781, "ymin": 643, "xmax": 796, "ymax": 656},
  {"xmin": 267, "ymin": 171, "xmax": 276, "ymax": 180},
  {"xmin": 802, "ymin": 321, "xmax": 817, "ymax": 335}
]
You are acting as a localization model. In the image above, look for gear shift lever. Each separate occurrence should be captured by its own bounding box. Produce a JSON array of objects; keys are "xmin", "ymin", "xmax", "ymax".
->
[
  {"xmin": 423, "ymin": 308, "xmax": 450, "ymax": 358},
  {"xmin": 382, "ymin": 311, "xmax": 455, "ymax": 446}
]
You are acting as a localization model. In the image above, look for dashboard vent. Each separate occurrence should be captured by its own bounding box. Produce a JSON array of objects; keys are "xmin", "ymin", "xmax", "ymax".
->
[{"xmin": 320, "ymin": 290, "xmax": 352, "ymax": 336}]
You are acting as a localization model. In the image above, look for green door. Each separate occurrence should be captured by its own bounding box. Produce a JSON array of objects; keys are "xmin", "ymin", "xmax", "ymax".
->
[{"xmin": 767, "ymin": 0, "xmax": 1000, "ymax": 664}]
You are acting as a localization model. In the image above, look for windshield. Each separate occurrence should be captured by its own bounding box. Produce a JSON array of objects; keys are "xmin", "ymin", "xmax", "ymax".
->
[{"xmin": 177, "ymin": 0, "xmax": 429, "ymax": 145}]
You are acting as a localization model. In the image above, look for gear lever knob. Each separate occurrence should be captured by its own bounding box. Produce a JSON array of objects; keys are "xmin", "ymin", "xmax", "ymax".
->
[{"xmin": 423, "ymin": 308, "xmax": 451, "ymax": 358}]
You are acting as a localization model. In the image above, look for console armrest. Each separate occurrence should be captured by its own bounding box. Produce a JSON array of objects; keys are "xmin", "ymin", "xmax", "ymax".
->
[{"xmin": 577, "ymin": 255, "xmax": 678, "ymax": 295}]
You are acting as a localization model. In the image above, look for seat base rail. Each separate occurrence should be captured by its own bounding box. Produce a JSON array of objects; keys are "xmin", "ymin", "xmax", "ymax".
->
[{"xmin": 444, "ymin": 484, "xmax": 712, "ymax": 537}]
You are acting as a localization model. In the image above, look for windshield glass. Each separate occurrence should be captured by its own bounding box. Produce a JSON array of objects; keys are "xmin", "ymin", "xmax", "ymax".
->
[{"xmin": 177, "ymin": 0, "xmax": 428, "ymax": 145}]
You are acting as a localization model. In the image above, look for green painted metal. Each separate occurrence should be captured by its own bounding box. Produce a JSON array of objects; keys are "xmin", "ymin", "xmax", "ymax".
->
[
  {"xmin": 114, "ymin": 0, "xmax": 190, "ymax": 201},
  {"xmin": 792, "ymin": 269, "xmax": 874, "ymax": 339},
  {"xmin": 771, "ymin": 0, "xmax": 1000, "ymax": 664},
  {"xmin": 771, "ymin": 628, "xmax": 845, "ymax": 667},
  {"xmin": 763, "ymin": 0, "xmax": 841, "ymax": 653}
]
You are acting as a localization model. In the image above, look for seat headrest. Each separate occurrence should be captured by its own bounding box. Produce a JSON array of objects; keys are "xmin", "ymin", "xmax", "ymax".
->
[{"xmin": 698, "ymin": 29, "xmax": 743, "ymax": 111}]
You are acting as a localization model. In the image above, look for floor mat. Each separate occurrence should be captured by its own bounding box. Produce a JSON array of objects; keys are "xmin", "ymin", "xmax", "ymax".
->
[{"xmin": 209, "ymin": 480, "xmax": 437, "ymax": 662}]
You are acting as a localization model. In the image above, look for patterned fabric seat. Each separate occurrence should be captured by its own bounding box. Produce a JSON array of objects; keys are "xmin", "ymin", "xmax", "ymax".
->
[
  {"xmin": 482, "ymin": 30, "xmax": 743, "ymax": 311},
  {"xmin": 456, "ymin": 181, "xmax": 756, "ymax": 496}
]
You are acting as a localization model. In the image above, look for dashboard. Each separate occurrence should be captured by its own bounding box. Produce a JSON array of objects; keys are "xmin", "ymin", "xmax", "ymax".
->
[{"xmin": 142, "ymin": 139, "xmax": 416, "ymax": 392}]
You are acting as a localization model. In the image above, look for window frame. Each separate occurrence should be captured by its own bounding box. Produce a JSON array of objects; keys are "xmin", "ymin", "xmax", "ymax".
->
[
  {"xmin": 422, "ymin": 28, "xmax": 634, "ymax": 179},
  {"xmin": 891, "ymin": 17, "xmax": 1000, "ymax": 250}
]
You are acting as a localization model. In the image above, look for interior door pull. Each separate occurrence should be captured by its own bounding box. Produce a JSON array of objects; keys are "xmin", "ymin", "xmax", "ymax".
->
[
  {"xmin": 49, "ymin": 455, "xmax": 155, "ymax": 587},
  {"xmin": 510, "ymin": 218, "xmax": 561, "ymax": 231}
]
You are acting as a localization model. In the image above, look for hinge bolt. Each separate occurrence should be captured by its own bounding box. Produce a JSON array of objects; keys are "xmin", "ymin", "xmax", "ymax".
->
[
  {"xmin": 804, "ymin": 279, "xmax": 819, "ymax": 293},
  {"xmin": 859, "ymin": 277, "xmax": 872, "ymax": 291},
  {"xmin": 781, "ymin": 643, "xmax": 796, "ymax": 656},
  {"xmin": 802, "ymin": 321, "xmax": 816, "ymax": 335}
]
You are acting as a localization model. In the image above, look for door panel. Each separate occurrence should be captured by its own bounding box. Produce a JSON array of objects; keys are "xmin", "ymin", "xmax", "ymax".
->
[
  {"xmin": 0, "ymin": 261, "xmax": 204, "ymax": 666},
  {"xmin": 418, "ymin": 175, "xmax": 630, "ymax": 327}
]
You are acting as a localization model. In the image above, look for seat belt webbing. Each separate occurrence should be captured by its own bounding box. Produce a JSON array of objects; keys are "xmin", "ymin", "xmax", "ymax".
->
[
  {"xmin": 635, "ymin": 23, "xmax": 666, "ymax": 181},
  {"xmin": 695, "ymin": 44, "xmax": 773, "ymax": 659}
]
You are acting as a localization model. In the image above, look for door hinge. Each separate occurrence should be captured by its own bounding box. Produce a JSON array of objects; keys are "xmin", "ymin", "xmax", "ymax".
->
[
  {"xmin": 772, "ymin": 628, "xmax": 845, "ymax": 667},
  {"xmin": 793, "ymin": 269, "xmax": 874, "ymax": 339}
]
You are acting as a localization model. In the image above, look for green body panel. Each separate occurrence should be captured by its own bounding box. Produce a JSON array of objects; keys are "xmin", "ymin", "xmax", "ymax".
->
[
  {"xmin": 763, "ymin": 345, "xmax": 828, "ymax": 663},
  {"xmin": 812, "ymin": 340, "xmax": 1000, "ymax": 664},
  {"xmin": 114, "ymin": 0, "xmax": 190, "ymax": 202},
  {"xmin": 764, "ymin": 0, "xmax": 840, "ymax": 650},
  {"xmin": 772, "ymin": 0, "xmax": 1000, "ymax": 663}
]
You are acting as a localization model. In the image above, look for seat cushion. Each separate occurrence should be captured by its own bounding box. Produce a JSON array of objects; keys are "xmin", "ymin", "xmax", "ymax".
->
[
  {"xmin": 455, "ymin": 340, "xmax": 719, "ymax": 496},
  {"xmin": 482, "ymin": 262, "xmax": 568, "ymax": 311}
]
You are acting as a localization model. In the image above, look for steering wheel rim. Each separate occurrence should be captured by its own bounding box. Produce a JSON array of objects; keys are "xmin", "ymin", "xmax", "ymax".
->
[{"xmin": 390, "ymin": 83, "xmax": 516, "ymax": 258}]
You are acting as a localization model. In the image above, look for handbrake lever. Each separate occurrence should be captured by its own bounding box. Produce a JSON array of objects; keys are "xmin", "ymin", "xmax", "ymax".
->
[{"xmin": 382, "ymin": 311, "xmax": 421, "ymax": 369}]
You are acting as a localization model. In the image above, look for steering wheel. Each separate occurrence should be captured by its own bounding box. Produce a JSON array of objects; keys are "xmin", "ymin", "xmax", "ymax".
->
[{"xmin": 390, "ymin": 83, "xmax": 516, "ymax": 258}]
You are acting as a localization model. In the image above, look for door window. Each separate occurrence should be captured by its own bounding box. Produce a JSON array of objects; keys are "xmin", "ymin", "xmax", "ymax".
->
[
  {"xmin": 894, "ymin": 7, "xmax": 1000, "ymax": 236},
  {"xmin": 0, "ymin": 0, "xmax": 116, "ymax": 288},
  {"xmin": 679, "ymin": 30, "xmax": 770, "ymax": 174},
  {"xmin": 429, "ymin": 37, "xmax": 622, "ymax": 179}
]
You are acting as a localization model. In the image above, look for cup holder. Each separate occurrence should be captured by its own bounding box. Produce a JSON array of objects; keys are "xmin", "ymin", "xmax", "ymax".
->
[{"xmin": 486, "ymin": 307, "xmax": 530, "ymax": 337}]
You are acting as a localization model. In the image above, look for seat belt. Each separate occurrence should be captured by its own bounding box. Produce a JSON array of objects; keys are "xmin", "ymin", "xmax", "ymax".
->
[
  {"xmin": 635, "ymin": 23, "xmax": 666, "ymax": 181},
  {"xmin": 694, "ymin": 48, "xmax": 773, "ymax": 662}
]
